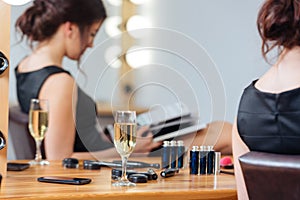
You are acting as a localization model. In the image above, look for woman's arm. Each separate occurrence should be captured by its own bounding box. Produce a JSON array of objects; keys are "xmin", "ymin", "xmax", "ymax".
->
[
  {"xmin": 39, "ymin": 73, "xmax": 78, "ymax": 160},
  {"xmin": 40, "ymin": 75, "xmax": 161, "ymax": 160},
  {"xmin": 232, "ymin": 118, "xmax": 250, "ymax": 200},
  {"xmin": 178, "ymin": 121, "xmax": 233, "ymax": 155}
]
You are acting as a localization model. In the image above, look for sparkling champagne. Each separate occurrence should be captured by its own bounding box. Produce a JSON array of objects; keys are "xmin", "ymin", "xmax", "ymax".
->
[
  {"xmin": 114, "ymin": 122, "xmax": 137, "ymax": 156},
  {"xmin": 29, "ymin": 110, "xmax": 48, "ymax": 141}
]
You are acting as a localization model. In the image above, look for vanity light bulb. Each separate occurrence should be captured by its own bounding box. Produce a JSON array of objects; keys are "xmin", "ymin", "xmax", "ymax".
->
[
  {"xmin": 129, "ymin": 0, "xmax": 147, "ymax": 5},
  {"xmin": 106, "ymin": 0, "xmax": 122, "ymax": 6},
  {"xmin": 125, "ymin": 46, "xmax": 151, "ymax": 69},
  {"xmin": 2, "ymin": 0, "xmax": 32, "ymax": 5}
]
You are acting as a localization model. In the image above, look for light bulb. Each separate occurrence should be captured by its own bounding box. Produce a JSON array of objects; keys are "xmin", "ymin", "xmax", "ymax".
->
[
  {"xmin": 106, "ymin": 0, "xmax": 122, "ymax": 6},
  {"xmin": 2, "ymin": 0, "xmax": 32, "ymax": 5},
  {"xmin": 125, "ymin": 46, "xmax": 151, "ymax": 68},
  {"xmin": 105, "ymin": 16, "xmax": 122, "ymax": 37},
  {"xmin": 129, "ymin": 0, "xmax": 147, "ymax": 5},
  {"xmin": 126, "ymin": 15, "xmax": 151, "ymax": 38}
]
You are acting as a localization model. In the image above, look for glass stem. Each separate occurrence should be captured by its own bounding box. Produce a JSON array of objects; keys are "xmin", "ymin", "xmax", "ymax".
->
[
  {"xmin": 121, "ymin": 155, "xmax": 129, "ymax": 181},
  {"xmin": 35, "ymin": 140, "xmax": 42, "ymax": 162}
]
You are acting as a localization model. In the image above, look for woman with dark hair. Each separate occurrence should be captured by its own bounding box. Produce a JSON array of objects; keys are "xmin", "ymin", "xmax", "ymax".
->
[
  {"xmin": 233, "ymin": 0, "xmax": 300, "ymax": 198},
  {"xmin": 15, "ymin": 0, "xmax": 233, "ymax": 161},
  {"xmin": 15, "ymin": 0, "xmax": 161, "ymax": 160}
]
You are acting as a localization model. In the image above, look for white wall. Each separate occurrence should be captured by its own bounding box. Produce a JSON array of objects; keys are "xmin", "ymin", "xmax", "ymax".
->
[
  {"xmin": 143, "ymin": 0, "xmax": 268, "ymax": 123},
  {"xmin": 9, "ymin": 0, "xmax": 268, "ymax": 125}
]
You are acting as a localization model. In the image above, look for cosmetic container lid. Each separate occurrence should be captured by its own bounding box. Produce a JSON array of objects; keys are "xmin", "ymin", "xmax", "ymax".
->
[
  {"xmin": 177, "ymin": 140, "xmax": 184, "ymax": 146},
  {"xmin": 163, "ymin": 141, "xmax": 170, "ymax": 147},
  {"xmin": 62, "ymin": 158, "xmax": 79, "ymax": 169},
  {"xmin": 191, "ymin": 146, "xmax": 199, "ymax": 151},
  {"xmin": 128, "ymin": 174, "xmax": 148, "ymax": 183},
  {"xmin": 83, "ymin": 160, "xmax": 101, "ymax": 170},
  {"xmin": 170, "ymin": 141, "xmax": 177, "ymax": 146},
  {"xmin": 111, "ymin": 168, "xmax": 137, "ymax": 177}
]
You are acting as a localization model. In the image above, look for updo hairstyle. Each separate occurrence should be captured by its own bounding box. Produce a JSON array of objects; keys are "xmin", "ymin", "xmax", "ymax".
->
[
  {"xmin": 257, "ymin": 0, "xmax": 300, "ymax": 60},
  {"xmin": 16, "ymin": 0, "xmax": 106, "ymax": 43}
]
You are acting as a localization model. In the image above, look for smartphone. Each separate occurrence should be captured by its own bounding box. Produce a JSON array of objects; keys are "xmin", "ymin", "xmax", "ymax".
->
[
  {"xmin": 37, "ymin": 176, "xmax": 92, "ymax": 185},
  {"xmin": 7, "ymin": 163, "xmax": 30, "ymax": 171}
]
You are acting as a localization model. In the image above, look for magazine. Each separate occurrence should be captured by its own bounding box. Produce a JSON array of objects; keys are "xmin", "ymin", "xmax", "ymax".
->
[{"xmin": 104, "ymin": 102, "xmax": 206, "ymax": 142}]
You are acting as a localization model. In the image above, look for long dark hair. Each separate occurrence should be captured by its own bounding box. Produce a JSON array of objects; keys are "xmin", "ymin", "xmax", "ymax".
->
[
  {"xmin": 257, "ymin": 0, "xmax": 300, "ymax": 61},
  {"xmin": 16, "ymin": 0, "xmax": 106, "ymax": 44}
]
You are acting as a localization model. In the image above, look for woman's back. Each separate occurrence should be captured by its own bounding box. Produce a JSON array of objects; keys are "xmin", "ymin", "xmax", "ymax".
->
[{"xmin": 237, "ymin": 48, "xmax": 300, "ymax": 154}]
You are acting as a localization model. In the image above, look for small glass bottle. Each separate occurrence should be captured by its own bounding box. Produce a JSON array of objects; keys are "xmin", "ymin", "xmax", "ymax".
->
[
  {"xmin": 214, "ymin": 152, "xmax": 221, "ymax": 175},
  {"xmin": 161, "ymin": 141, "xmax": 170, "ymax": 169},
  {"xmin": 177, "ymin": 140, "xmax": 185, "ymax": 169},
  {"xmin": 199, "ymin": 145, "xmax": 207, "ymax": 175},
  {"xmin": 189, "ymin": 146, "xmax": 199, "ymax": 175},
  {"xmin": 170, "ymin": 141, "xmax": 177, "ymax": 169},
  {"xmin": 207, "ymin": 146, "xmax": 215, "ymax": 174}
]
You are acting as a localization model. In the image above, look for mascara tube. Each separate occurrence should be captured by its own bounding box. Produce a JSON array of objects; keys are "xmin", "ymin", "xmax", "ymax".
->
[
  {"xmin": 207, "ymin": 146, "xmax": 215, "ymax": 174},
  {"xmin": 170, "ymin": 141, "xmax": 177, "ymax": 169},
  {"xmin": 161, "ymin": 141, "xmax": 170, "ymax": 169},
  {"xmin": 189, "ymin": 146, "xmax": 199, "ymax": 175},
  {"xmin": 199, "ymin": 146, "xmax": 207, "ymax": 175},
  {"xmin": 177, "ymin": 140, "xmax": 185, "ymax": 169}
]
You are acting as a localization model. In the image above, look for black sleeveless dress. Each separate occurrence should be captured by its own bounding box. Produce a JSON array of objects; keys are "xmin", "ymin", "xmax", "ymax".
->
[
  {"xmin": 237, "ymin": 80, "xmax": 300, "ymax": 154},
  {"xmin": 15, "ymin": 66, "xmax": 113, "ymax": 156}
]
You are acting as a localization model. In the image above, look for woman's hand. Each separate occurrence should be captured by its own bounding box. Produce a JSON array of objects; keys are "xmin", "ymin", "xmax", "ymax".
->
[{"xmin": 133, "ymin": 126, "xmax": 162, "ymax": 156}]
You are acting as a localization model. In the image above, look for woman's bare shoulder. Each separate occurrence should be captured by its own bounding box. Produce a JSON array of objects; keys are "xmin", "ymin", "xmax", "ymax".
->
[{"xmin": 39, "ymin": 72, "xmax": 77, "ymax": 101}]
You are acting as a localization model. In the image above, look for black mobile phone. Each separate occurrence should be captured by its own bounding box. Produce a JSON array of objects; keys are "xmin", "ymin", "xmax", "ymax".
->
[
  {"xmin": 37, "ymin": 176, "xmax": 92, "ymax": 185},
  {"xmin": 7, "ymin": 163, "xmax": 30, "ymax": 171}
]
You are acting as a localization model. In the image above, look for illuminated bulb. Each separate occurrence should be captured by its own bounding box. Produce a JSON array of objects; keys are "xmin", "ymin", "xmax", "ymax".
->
[
  {"xmin": 126, "ymin": 15, "xmax": 150, "ymax": 31},
  {"xmin": 105, "ymin": 16, "xmax": 122, "ymax": 37},
  {"xmin": 2, "ymin": 0, "xmax": 32, "ymax": 5},
  {"xmin": 126, "ymin": 15, "xmax": 151, "ymax": 38},
  {"xmin": 129, "ymin": 0, "xmax": 147, "ymax": 5},
  {"xmin": 106, "ymin": 0, "xmax": 122, "ymax": 6},
  {"xmin": 108, "ymin": 59, "xmax": 122, "ymax": 69},
  {"xmin": 125, "ymin": 46, "xmax": 151, "ymax": 69}
]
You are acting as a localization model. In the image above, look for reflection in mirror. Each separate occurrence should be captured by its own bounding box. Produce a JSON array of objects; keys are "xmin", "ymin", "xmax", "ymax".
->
[{"xmin": 125, "ymin": 46, "xmax": 151, "ymax": 69}]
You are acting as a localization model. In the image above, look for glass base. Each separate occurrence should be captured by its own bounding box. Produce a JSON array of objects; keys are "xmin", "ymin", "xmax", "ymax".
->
[
  {"xmin": 112, "ymin": 180, "xmax": 136, "ymax": 187},
  {"xmin": 29, "ymin": 159, "xmax": 50, "ymax": 166}
]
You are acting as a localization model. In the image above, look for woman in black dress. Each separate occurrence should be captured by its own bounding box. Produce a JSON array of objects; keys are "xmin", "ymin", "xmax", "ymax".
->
[{"xmin": 233, "ymin": 0, "xmax": 300, "ymax": 199}]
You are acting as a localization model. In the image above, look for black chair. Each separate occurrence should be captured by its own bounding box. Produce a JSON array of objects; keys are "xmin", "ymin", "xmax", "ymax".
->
[
  {"xmin": 239, "ymin": 151, "xmax": 300, "ymax": 200},
  {"xmin": 8, "ymin": 105, "xmax": 35, "ymax": 159}
]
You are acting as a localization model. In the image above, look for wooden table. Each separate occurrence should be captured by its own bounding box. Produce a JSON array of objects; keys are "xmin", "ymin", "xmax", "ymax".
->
[
  {"xmin": 96, "ymin": 101, "xmax": 148, "ymax": 116},
  {"xmin": 0, "ymin": 158, "xmax": 237, "ymax": 200}
]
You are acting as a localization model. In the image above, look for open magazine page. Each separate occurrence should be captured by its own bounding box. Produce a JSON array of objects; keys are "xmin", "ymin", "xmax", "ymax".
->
[
  {"xmin": 104, "ymin": 102, "xmax": 205, "ymax": 142},
  {"xmin": 136, "ymin": 103, "xmax": 191, "ymax": 126},
  {"xmin": 153, "ymin": 123, "xmax": 207, "ymax": 142}
]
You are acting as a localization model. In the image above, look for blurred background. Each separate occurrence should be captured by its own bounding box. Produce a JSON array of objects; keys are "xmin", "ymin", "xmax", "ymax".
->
[{"xmin": 9, "ymin": 0, "xmax": 267, "ymax": 129}]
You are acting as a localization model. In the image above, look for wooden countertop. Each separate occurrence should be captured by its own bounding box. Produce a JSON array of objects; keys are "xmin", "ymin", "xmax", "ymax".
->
[
  {"xmin": 0, "ymin": 157, "xmax": 237, "ymax": 200},
  {"xmin": 96, "ymin": 101, "xmax": 148, "ymax": 116}
]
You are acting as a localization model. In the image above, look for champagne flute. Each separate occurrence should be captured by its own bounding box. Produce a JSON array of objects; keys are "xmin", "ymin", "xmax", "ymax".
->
[
  {"xmin": 112, "ymin": 110, "xmax": 137, "ymax": 186},
  {"xmin": 28, "ymin": 99, "xmax": 49, "ymax": 165}
]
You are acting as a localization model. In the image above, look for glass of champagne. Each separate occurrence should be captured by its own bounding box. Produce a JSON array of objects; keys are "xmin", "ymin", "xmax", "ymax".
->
[
  {"xmin": 28, "ymin": 98, "xmax": 49, "ymax": 165},
  {"xmin": 112, "ymin": 110, "xmax": 137, "ymax": 186}
]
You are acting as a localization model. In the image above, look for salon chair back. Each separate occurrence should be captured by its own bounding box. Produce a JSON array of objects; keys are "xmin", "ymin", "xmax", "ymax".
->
[
  {"xmin": 239, "ymin": 151, "xmax": 300, "ymax": 200},
  {"xmin": 9, "ymin": 105, "xmax": 35, "ymax": 159}
]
